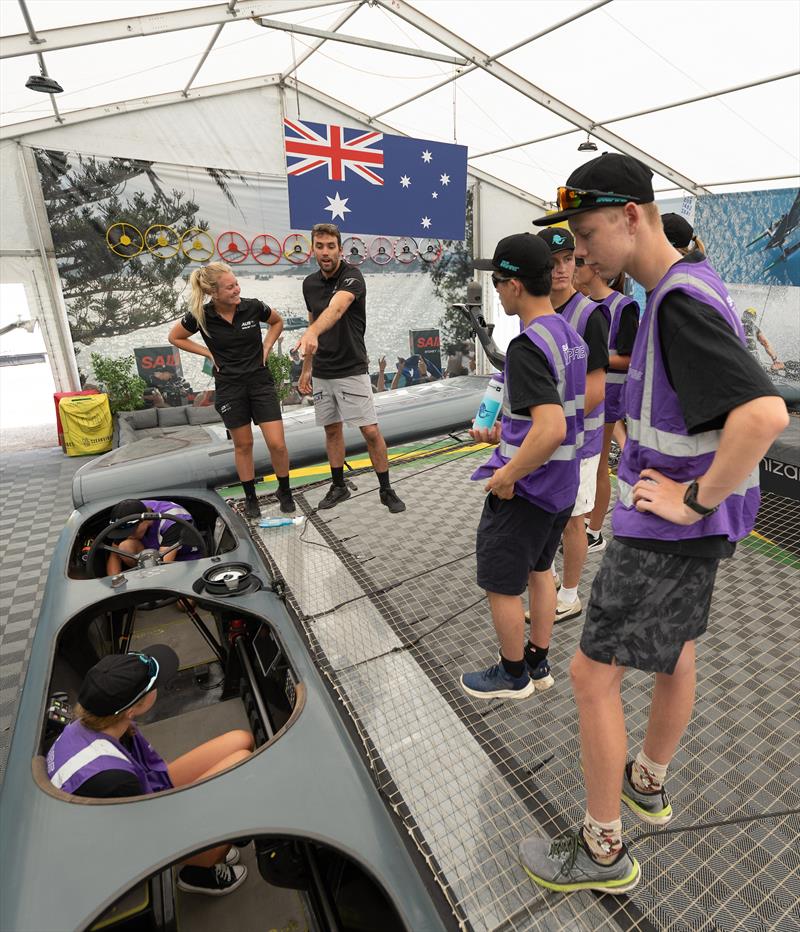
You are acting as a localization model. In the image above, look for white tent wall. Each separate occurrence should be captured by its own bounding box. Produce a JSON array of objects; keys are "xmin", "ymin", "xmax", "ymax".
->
[{"xmin": 1, "ymin": 80, "xmax": 544, "ymax": 391}]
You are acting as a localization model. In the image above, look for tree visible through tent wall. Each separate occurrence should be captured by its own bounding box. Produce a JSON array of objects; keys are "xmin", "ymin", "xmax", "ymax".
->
[
  {"xmin": 422, "ymin": 187, "xmax": 475, "ymax": 349},
  {"xmin": 34, "ymin": 150, "xmax": 247, "ymax": 346}
]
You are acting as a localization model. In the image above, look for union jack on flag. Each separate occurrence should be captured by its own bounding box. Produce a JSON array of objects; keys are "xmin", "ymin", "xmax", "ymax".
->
[
  {"xmin": 284, "ymin": 119, "xmax": 384, "ymax": 185},
  {"xmin": 284, "ymin": 117, "xmax": 467, "ymax": 239}
]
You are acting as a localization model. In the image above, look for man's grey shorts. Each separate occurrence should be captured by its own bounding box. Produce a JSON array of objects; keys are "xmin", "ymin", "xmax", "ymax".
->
[
  {"xmin": 581, "ymin": 539, "xmax": 720, "ymax": 674},
  {"xmin": 312, "ymin": 374, "xmax": 378, "ymax": 428}
]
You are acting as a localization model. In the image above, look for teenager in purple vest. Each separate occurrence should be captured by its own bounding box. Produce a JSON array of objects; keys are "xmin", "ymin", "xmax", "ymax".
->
[
  {"xmin": 46, "ymin": 646, "xmax": 254, "ymax": 895},
  {"xmin": 104, "ymin": 498, "xmax": 200, "ymax": 577},
  {"xmin": 521, "ymin": 154, "xmax": 787, "ymax": 893},
  {"xmin": 573, "ymin": 263, "xmax": 640, "ymax": 553},
  {"xmin": 460, "ymin": 233, "xmax": 587, "ymax": 700},
  {"xmin": 536, "ymin": 228, "xmax": 609, "ymax": 624}
]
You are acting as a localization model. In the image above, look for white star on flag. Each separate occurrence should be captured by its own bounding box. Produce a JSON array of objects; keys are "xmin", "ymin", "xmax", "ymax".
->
[
  {"xmin": 324, "ymin": 192, "xmax": 351, "ymax": 221},
  {"xmin": 440, "ymin": 173, "xmax": 450, "ymax": 186},
  {"xmin": 422, "ymin": 150, "xmax": 432, "ymax": 163},
  {"xmin": 400, "ymin": 175, "xmax": 411, "ymax": 188},
  {"xmin": 421, "ymin": 216, "xmax": 432, "ymax": 229},
  {"xmin": 432, "ymin": 192, "xmax": 438, "ymax": 199}
]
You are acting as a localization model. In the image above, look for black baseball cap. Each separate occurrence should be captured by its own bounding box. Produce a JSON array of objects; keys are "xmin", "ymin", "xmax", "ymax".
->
[
  {"xmin": 537, "ymin": 227, "xmax": 575, "ymax": 254},
  {"xmin": 473, "ymin": 233, "xmax": 553, "ymax": 277},
  {"xmin": 661, "ymin": 213, "xmax": 694, "ymax": 249},
  {"xmin": 78, "ymin": 645, "xmax": 179, "ymax": 716},
  {"xmin": 107, "ymin": 499, "xmax": 147, "ymax": 541},
  {"xmin": 533, "ymin": 153, "xmax": 655, "ymax": 226}
]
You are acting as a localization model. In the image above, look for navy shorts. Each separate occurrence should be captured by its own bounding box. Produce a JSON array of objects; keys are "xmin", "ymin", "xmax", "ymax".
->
[
  {"xmin": 214, "ymin": 369, "xmax": 282, "ymax": 429},
  {"xmin": 581, "ymin": 539, "xmax": 719, "ymax": 674},
  {"xmin": 476, "ymin": 494, "xmax": 572, "ymax": 596}
]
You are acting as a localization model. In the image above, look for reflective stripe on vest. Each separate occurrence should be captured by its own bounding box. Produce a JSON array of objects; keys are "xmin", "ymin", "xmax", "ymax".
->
[
  {"xmin": 499, "ymin": 438, "xmax": 577, "ymax": 461},
  {"xmin": 616, "ymin": 469, "xmax": 759, "ymax": 509},
  {"xmin": 606, "ymin": 371, "xmax": 627, "ymax": 384},
  {"xmin": 49, "ymin": 739, "xmax": 130, "ymax": 790}
]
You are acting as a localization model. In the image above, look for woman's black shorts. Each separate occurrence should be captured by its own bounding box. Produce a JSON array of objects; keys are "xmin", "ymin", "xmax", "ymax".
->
[
  {"xmin": 214, "ymin": 369, "xmax": 282, "ymax": 429},
  {"xmin": 581, "ymin": 539, "xmax": 720, "ymax": 674}
]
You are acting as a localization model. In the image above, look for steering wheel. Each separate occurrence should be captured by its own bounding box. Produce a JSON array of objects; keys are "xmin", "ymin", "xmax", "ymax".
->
[{"xmin": 87, "ymin": 512, "xmax": 208, "ymax": 580}]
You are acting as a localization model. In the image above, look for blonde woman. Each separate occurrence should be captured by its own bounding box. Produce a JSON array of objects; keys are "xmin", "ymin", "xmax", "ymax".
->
[{"xmin": 168, "ymin": 263, "xmax": 293, "ymax": 518}]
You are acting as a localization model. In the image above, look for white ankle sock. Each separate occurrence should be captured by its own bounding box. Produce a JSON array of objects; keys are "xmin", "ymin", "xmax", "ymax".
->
[
  {"xmin": 559, "ymin": 586, "xmax": 578, "ymax": 603},
  {"xmin": 588, "ymin": 525, "xmax": 602, "ymax": 537},
  {"xmin": 582, "ymin": 812, "xmax": 623, "ymax": 863},
  {"xmin": 632, "ymin": 750, "xmax": 668, "ymax": 791}
]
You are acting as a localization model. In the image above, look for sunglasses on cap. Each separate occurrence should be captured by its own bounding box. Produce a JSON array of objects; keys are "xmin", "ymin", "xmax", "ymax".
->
[
  {"xmin": 491, "ymin": 273, "xmax": 513, "ymax": 288},
  {"xmin": 556, "ymin": 186, "xmax": 643, "ymax": 212},
  {"xmin": 114, "ymin": 653, "xmax": 159, "ymax": 715}
]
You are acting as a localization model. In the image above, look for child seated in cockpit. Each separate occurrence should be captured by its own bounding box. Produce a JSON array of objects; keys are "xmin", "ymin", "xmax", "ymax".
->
[
  {"xmin": 103, "ymin": 498, "xmax": 200, "ymax": 576},
  {"xmin": 46, "ymin": 645, "xmax": 253, "ymax": 896}
]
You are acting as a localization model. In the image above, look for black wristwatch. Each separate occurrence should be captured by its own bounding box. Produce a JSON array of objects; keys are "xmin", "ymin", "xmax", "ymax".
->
[{"xmin": 683, "ymin": 480, "xmax": 718, "ymax": 517}]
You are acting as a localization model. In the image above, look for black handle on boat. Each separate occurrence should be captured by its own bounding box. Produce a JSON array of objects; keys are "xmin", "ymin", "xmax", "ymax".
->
[
  {"xmin": 453, "ymin": 302, "xmax": 506, "ymax": 371},
  {"xmin": 234, "ymin": 635, "xmax": 275, "ymax": 741}
]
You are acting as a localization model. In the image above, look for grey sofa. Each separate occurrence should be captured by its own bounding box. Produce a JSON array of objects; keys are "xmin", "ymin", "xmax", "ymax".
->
[{"xmin": 115, "ymin": 405, "xmax": 222, "ymax": 446}]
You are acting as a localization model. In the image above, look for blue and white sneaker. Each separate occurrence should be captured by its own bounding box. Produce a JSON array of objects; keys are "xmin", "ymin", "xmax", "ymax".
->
[
  {"xmin": 528, "ymin": 658, "xmax": 555, "ymax": 692},
  {"xmin": 460, "ymin": 663, "xmax": 535, "ymax": 700}
]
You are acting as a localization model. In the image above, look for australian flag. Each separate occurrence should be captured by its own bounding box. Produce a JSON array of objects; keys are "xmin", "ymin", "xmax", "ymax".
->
[{"xmin": 284, "ymin": 118, "xmax": 468, "ymax": 240}]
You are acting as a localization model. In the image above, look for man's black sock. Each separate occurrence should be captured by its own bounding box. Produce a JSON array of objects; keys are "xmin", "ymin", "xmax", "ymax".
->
[
  {"xmin": 277, "ymin": 475, "xmax": 291, "ymax": 494},
  {"xmin": 525, "ymin": 643, "xmax": 549, "ymax": 669},
  {"xmin": 331, "ymin": 466, "xmax": 345, "ymax": 487},
  {"xmin": 376, "ymin": 470, "xmax": 391, "ymax": 491},
  {"xmin": 501, "ymin": 656, "xmax": 525, "ymax": 679},
  {"xmin": 242, "ymin": 479, "xmax": 256, "ymax": 499}
]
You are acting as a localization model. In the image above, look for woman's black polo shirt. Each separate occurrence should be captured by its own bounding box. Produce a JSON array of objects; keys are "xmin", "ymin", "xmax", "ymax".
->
[
  {"xmin": 302, "ymin": 262, "xmax": 368, "ymax": 379},
  {"xmin": 181, "ymin": 298, "xmax": 271, "ymax": 382}
]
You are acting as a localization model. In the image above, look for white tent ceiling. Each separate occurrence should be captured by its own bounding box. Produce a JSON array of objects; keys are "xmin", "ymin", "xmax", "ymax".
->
[{"xmin": 1, "ymin": 0, "xmax": 799, "ymax": 203}]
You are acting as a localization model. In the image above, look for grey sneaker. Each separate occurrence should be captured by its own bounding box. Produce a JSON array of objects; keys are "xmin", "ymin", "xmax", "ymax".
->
[
  {"xmin": 318, "ymin": 483, "xmax": 351, "ymax": 510},
  {"xmin": 519, "ymin": 830, "xmax": 640, "ymax": 894},
  {"xmin": 621, "ymin": 760, "xmax": 673, "ymax": 825}
]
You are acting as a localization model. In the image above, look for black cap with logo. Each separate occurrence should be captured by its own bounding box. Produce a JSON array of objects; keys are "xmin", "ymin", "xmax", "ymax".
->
[
  {"xmin": 77, "ymin": 645, "xmax": 179, "ymax": 716},
  {"xmin": 533, "ymin": 153, "xmax": 655, "ymax": 227},
  {"xmin": 107, "ymin": 499, "xmax": 147, "ymax": 541},
  {"xmin": 473, "ymin": 232, "xmax": 553, "ymax": 277},
  {"xmin": 661, "ymin": 213, "xmax": 694, "ymax": 249},
  {"xmin": 536, "ymin": 228, "xmax": 575, "ymax": 254}
]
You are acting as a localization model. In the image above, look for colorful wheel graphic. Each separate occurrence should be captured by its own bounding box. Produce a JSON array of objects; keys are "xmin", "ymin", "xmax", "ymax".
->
[
  {"xmin": 250, "ymin": 234, "xmax": 282, "ymax": 267},
  {"xmin": 394, "ymin": 236, "xmax": 418, "ymax": 264},
  {"xmin": 144, "ymin": 224, "xmax": 180, "ymax": 259},
  {"xmin": 216, "ymin": 230, "xmax": 249, "ymax": 264},
  {"xmin": 342, "ymin": 236, "xmax": 367, "ymax": 266},
  {"xmin": 283, "ymin": 233, "xmax": 312, "ymax": 264},
  {"xmin": 180, "ymin": 228, "xmax": 215, "ymax": 262},
  {"xmin": 369, "ymin": 236, "xmax": 394, "ymax": 266},
  {"xmin": 418, "ymin": 238, "xmax": 443, "ymax": 263},
  {"xmin": 106, "ymin": 222, "xmax": 144, "ymax": 259}
]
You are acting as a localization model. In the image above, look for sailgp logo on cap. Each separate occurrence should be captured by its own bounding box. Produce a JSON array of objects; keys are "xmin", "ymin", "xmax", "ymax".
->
[
  {"xmin": 499, "ymin": 259, "xmax": 520, "ymax": 271},
  {"xmin": 551, "ymin": 233, "xmax": 566, "ymax": 245}
]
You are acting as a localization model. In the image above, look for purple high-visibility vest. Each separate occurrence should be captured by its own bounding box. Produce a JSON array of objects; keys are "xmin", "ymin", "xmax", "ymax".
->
[
  {"xmin": 472, "ymin": 314, "xmax": 587, "ymax": 513},
  {"xmin": 46, "ymin": 720, "xmax": 172, "ymax": 796},
  {"xmin": 140, "ymin": 500, "xmax": 200, "ymax": 560},
  {"xmin": 613, "ymin": 258, "xmax": 760, "ymax": 543},
  {"xmin": 604, "ymin": 292, "xmax": 638, "ymax": 423},
  {"xmin": 557, "ymin": 292, "xmax": 609, "ymax": 458}
]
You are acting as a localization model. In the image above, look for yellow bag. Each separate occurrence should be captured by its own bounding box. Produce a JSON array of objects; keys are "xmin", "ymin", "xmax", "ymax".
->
[{"xmin": 59, "ymin": 394, "xmax": 113, "ymax": 456}]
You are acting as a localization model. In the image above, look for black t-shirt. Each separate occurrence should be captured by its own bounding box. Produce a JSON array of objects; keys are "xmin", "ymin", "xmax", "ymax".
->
[
  {"xmin": 617, "ymin": 254, "xmax": 780, "ymax": 558},
  {"xmin": 613, "ymin": 301, "xmax": 640, "ymax": 360},
  {"xmin": 302, "ymin": 262, "xmax": 368, "ymax": 379},
  {"xmin": 506, "ymin": 335, "xmax": 562, "ymax": 414},
  {"xmin": 555, "ymin": 298, "xmax": 609, "ymax": 373},
  {"xmin": 75, "ymin": 769, "xmax": 143, "ymax": 798},
  {"xmin": 181, "ymin": 298, "xmax": 272, "ymax": 383}
]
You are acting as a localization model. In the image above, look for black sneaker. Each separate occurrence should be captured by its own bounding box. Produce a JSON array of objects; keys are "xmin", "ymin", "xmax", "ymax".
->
[
  {"xmin": 318, "ymin": 483, "xmax": 351, "ymax": 510},
  {"xmin": 243, "ymin": 497, "xmax": 261, "ymax": 519},
  {"xmin": 379, "ymin": 488, "xmax": 406, "ymax": 513},
  {"xmin": 177, "ymin": 863, "xmax": 248, "ymax": 896},
  {"xmin": 276, "ymin": 489, "xmax": 296, "ymax": 514}
]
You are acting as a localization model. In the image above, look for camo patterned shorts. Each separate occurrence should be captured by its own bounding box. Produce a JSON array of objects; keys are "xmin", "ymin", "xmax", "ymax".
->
[{"xmin": 580, "ymin": 539, "xmax": 720, "ymax": 674}]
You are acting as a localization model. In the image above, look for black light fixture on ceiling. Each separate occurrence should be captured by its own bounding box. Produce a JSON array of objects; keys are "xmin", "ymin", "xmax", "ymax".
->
[
  {"xmin": 25, "ymin": 73, "xmax": 64, "ymax": 94},
  {"xmin": 578, "ymin": 132, "xmax": 597, "ymax": 152}
]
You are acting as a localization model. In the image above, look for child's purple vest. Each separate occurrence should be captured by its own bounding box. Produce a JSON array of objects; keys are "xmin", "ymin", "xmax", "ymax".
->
[
  {"xmin": 473, "ymin": 315, "xmax": 587, "ymax": 513},
  {"xmin": 141, "ymin": 500, "xmax": 200, "ymax": 559},
  {"xmin": 603, "ymin": 292, "xmax": 638, "ymax": 423},
  {"xmin": 47, "ymin": 720, "xmax": 172, "ymax": 796},
  {"xmin": 558, "ymin": 292, "xmax": 610, "ymax": 458},
  {"xmin": 613, "ymin": 258, "xmax": 760, "ymax": 543}
]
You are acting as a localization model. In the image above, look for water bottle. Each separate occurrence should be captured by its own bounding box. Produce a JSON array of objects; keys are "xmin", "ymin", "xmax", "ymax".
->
[
  {"xmin": 473, "ymin": 376, "xmax": 503, "ymax": 430},
  {"xmin": 259, "ymin": 516, "xmax": 306, "ymax": 529}
]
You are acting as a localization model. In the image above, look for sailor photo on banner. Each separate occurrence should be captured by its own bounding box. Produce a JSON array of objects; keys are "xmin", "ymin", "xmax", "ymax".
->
[{"xmin": 284, "ymin": 118, "xmax": 468, "ymax": 240}]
